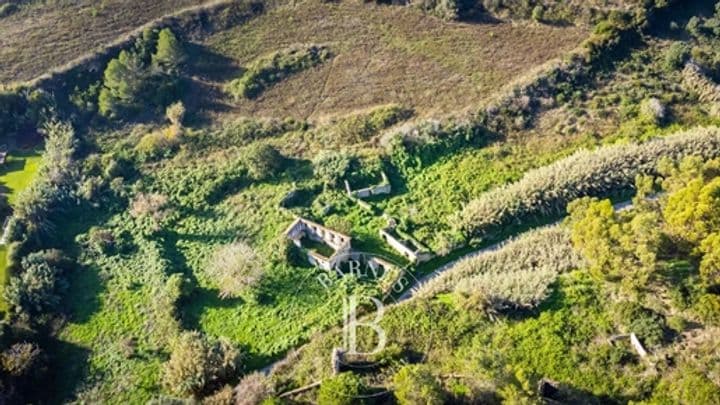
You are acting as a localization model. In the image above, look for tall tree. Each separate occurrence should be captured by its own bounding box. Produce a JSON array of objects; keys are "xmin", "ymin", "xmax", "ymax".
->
[{"xmin": 152, "ymin": 28, "xmax": 185, "ymax": 73}]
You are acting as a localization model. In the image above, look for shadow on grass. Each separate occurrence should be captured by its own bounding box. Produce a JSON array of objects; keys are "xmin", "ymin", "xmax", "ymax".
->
[{"xmin": 37, "ymin": 337, "xmax": 92, "ymax": 404}]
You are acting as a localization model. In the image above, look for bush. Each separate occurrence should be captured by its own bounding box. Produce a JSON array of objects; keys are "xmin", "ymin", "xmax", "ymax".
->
[
  {"xmin": 234, "ymin": 372, "xmax": 275, "ymax": 405},
  {"xmin": 227, "ymin": 44, "xmax": 331, "ymax": 99},
  {"xmin": 317, "ymin": 372, "xmax": 364, "ymax": 405},
  {"xmin": 458, "ymin": 127, "xmax": 720, "ymax": 241},
  {"xmin": 162, "ymin": 331, "xmax": 241, "ymax": 398},
  {"xmin": 206, "ymin": 241, "xmax": 265, "ymax": 299},
  {"xmin": 411, "ymin": 0, "xmax": 458, "ymax": 21},
  {"xmin": 694, "ymin": 293, "xmax": 720, "ymax": 326},
  {"xmin": 327, "ymin": 104, "xmax": 412, "ymax": 145},
  {"xmin": 1, "ymin": 343, "xmax": 42, "ymax": 377},
  {"xmin": 3, "ymin": 250, "xmax": 70, "ymax": 318},
  {"xmin": 664, "ymin": 42, "xmax": 690, "ymax": 71},
  {"xmin": 613, "ymin": 301, "xmax": 666, "ymax": 347},
  {"xmin": 392, "ymin": 365, "xmax": 445, "ymax": 405},
  {"xmin": 244, "ymin": 143, "xmax": 286, "ymax": 180},
  {"xmin": 312, "ymin": 151, "xmax": 354, "ymax": 187},
  {"xmin": 638, "ymin": 97, "xmax": 666, "ymax": 125},
  {"xmin": 135, "ymin": 127, "xmax": 182, "ymax": 161}
]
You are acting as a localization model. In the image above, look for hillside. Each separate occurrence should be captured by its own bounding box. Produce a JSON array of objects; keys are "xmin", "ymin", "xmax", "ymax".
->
[
  {"xmin": 0, "ymin": 0, "xmax": 719, "ymax": 403},
  {"xmin": 192, "ymin": 0, "xmax": 589, "ymax": 120},
  {"xmin": 0, "ymin": 0, "xmax": 222, "ymax": 84}
]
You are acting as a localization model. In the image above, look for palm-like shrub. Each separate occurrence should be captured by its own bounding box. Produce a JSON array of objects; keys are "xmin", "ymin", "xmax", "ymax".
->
[{"xmin": 457, "ymin": 127, "xmax": 720, "ymax": 240}]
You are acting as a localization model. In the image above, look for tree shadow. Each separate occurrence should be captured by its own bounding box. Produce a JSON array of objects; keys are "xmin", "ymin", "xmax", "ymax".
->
[
  {"xmin": 186, "ymin": 42, "xmax": 244, "ymax": 82},
  {"xmin": 36, "ymin": 338, "xmax": 92, "ymax": 404}
]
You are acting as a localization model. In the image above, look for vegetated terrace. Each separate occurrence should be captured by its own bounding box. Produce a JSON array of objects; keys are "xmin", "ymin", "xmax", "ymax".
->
[
  {"xmin": 0, "ymin": 0, "xmax": 213, "ymax": 84},
  {"xmin": 193, "ymin": 0, "xmax": 589, "ymax": 121}
]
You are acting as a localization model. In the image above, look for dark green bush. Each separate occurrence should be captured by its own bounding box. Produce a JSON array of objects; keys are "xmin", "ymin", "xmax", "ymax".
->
[{"xmin": 245, "ymin": 143, "xmax": 286, "ymax": 180}]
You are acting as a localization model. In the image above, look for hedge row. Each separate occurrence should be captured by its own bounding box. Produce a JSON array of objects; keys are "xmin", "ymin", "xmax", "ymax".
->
[{"xmin": 457, "ymin": 126, "xmax": 720, "ymax": 240}]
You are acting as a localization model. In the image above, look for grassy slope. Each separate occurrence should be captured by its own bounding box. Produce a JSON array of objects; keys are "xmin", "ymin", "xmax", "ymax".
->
[
  {"xmin": 192, "ymin": 0, "xmax": 588, "ymax": 121},
  {"xmin": 0, "ymin": 0, "xmax": 212, "ymax": 83},
  {"xmin": 0, "ymin": 149, "xmax": 42, "ymax": 316}
]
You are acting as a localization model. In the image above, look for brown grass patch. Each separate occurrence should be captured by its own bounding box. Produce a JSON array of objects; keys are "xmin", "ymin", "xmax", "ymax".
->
[
  {"xmin": 194, "ymin": 0, "xmax": 589, "ymax": 122},
  {"xmin": 0, "ymin": 0, "xmax": 213, "ymax": 83}
]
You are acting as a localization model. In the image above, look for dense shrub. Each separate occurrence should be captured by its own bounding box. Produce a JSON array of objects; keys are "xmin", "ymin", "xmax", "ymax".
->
[
  {"xmin": 227, "ymin": 45, "xmax": 331, "ymax": 99},
  {"xmin": 651, "ymin": 367, "xmax": 720, "ymax": 404},
  {"xmin": 206, "ymin": 241, "xmax": 265, "ymax": 299},
  {"xmin": 694, "ymin": 293, "xmax": 720, "ymax": 326},
  {"xmin": 312, "ymin": 151, "xmax": 354, "ymax": 187},
  {"xmin": 317, "ymin": 372, "xmax": 364, "ymax": 405},
  {"xmin": 244, "ymin": 143, "xmax": 286, "ymax": 180},
  {"xmin": 1, "ymin": 343, "xmax": 42, "ymax": 377},
  {"xmin": 11, "ymin": 121, "xmax": 77, "ymax": 247},
  {"xmin": 457, "ymin": 127, "xmax": 720, "ymax": 241},
  {"xmin": 613, "ymin": 301, "xmax": 666, "ymax": 347},
  {"xmin": 3, "ymin": 250, "xmax": 71, "ymax": 318},
  {"xmin": 162, "ymin": 331, "xmax": 241, "ymax": 398},
  {"xmin": 388, "ymin": 119, "xmax": 487, "ymax": 175},
  {"xmin": 234, "ymin": 372, "xmax": 275, "ymax": 405},
  {"xmin": 392, "ymin": 365, "xmax": 445, "ymax": 405}
]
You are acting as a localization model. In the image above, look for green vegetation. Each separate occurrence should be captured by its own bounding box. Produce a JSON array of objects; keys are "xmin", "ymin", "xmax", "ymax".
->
[
  {"xmin": 227, "ymin": 44, "xmax": 331, "ymax": 99},
  {"xmin": 271, "ymin": 154, "xmax": 720, "ymax": 403},
  {"xmin": 3, "ymin": 0, "xmax": 720, "ymax": 403}
]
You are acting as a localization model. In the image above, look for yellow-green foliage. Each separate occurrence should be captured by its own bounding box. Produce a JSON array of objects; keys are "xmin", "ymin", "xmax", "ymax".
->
[
  {"xmin": 135, "ymin": 126, "xmax": 182, "ymax": 161},
  {"xmin": 568, "ymin": 197, "xmax": 662, "ymax": 292}
]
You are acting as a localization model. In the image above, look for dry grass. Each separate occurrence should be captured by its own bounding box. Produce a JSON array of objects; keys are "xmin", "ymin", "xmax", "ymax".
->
[
  {"xmin": 192, "ymin": 0, "xmax": 589, "ymax": 121},
  {"xmin": 0, "ymin": 0, "xmax": 213, "ymax": 83}
]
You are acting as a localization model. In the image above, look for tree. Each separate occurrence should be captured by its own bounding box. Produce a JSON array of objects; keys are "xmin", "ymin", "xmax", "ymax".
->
[
  {"xmin": 3, "ymin": 250, "xmax": 69, "ymax": 317},
  {"xmin": 206, "ymin": 241, "xmax": 265, "ymax": 299},
  {"xmin": 162, "ymin": 331, "xmax": 240, "ymax": 398},
  {"xmin": 392, "ymin": 365, "xmax": 445, "ymax": 405},
  {"xmin": 699, "ymin": 233, "xmax": 720, "ymax": 288},
  {"xmin": 153, "ymin": 28, "xmax": 186, "ymax": 73},
  {"xmin": 317, "ymin": 372, "xmax": 364, "ymax": 405},
  {"xmin": 312, "ymin": 151, "xmax": 353, "ymax": 187},
  {"xmin": 98, "ymin": 50, "xmax": 147, "ymax": 117},
  {"xmin": 568, "ymin": 198, "xmax": 662, "ymax": 291},
  {"xmin": 245, "ymin": 143, "xmax": 285, "ymax": 180},
  {"xmin": 664, "ymin": 177, "xmax": 720, "ymax": 245}
]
